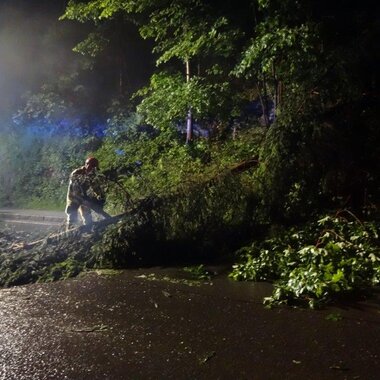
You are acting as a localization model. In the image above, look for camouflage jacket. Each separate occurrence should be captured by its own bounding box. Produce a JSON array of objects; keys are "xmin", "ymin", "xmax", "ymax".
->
[{"xmin": 67, "ymin": 166, "xmax": 106, "ymax": 204}]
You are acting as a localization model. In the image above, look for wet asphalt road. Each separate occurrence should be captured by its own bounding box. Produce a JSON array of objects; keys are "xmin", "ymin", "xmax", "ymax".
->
[
  {"xmin": 0, "ymin": 209, "xmax": 379, "ymax": 379},
  {"xmin": 0, "ymin": 208, "xmax": 65, "ymax": 233},
  {"xmin": 0, "ymin": 268, "xmax": 379, "ymax": 380}
]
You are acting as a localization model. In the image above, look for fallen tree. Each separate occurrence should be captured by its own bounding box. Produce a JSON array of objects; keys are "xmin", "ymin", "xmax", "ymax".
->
[{"xmin": 0, "ymin": 158, "xmax": 260, "ymax": 287}]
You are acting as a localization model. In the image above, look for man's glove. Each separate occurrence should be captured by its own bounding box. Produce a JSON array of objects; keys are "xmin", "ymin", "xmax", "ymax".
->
[
  {"xmin": 87, "ymin": 195, "xmax": 105, "ymax": 207},
  {"xmin": 94, "ymin": 198, "xmax": 105, "ymax": 207},
  {"xmin": 82, "ymin": 195, "xmax": 104, "ymax": 208}
]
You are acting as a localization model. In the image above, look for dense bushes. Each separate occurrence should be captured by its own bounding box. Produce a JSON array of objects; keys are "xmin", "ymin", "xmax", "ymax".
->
[
  {"xmin": 0, "ymin": 0, "xmax": 378, "ymax": 310},
  {"xmin": 94, "ymin": 112, "xmax": 263, "ymax": 214},
  {"xmin": 230, "ymin": 211, "xmax": 380, "ymax": 307},
  {"xmin": 91, "ymin": 158, "xmax": 260, "ymax": 268},
  {"xmin": 0, "ymin": 125, "xmax": 102, "ymax": 209}
]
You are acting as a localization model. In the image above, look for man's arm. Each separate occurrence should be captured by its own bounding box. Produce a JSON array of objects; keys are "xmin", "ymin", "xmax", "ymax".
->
[{"xmin": 71, "ymin": 194, "xmax": 111, "ymax": 218}]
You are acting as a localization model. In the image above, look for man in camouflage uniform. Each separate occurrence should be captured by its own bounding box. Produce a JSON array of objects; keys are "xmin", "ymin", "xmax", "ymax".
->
[{"xmin": 65, "ymin": 157, "xmax": 106, "ymax": 230}]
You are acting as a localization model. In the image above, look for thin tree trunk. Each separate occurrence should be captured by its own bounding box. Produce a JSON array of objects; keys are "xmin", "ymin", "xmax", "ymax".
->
[
  {"xmin": 119, "ymin": 57, "xmax": 123, "ymax": 95},
  {"xmin": 257, "ymin": 82, "xmax": 269, "ymax": 127},
  {"xmin": 272, "ymin": 62, "xmax": 277, "ymax": 122},
  {"xmin": 262, "ymin": 74, "xmax": 270, "ymax": 127},
  {"xmin": 186, "ymin": 59, "xmax": 193, "ymax": 144},
  {"xmin": 118, "ymin": 54, "xmax": 128, "ymax": 96}
]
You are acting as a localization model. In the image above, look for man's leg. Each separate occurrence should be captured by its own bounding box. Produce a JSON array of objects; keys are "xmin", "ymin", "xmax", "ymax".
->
[
  {"xmin": 65, "ymin": 201, "xmax": 79, "ymax": 231},
  {"xmin": 79, "ymin": 205, "xmax": 93, "ymax": 225}
]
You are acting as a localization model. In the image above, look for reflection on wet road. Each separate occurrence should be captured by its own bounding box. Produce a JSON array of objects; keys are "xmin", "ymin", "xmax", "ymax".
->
[
  {"xmin": 0, "ymin": 209, "xmax": 65, "ymax": 233},
  {"xmin": 0, "ymin": 287, "xmax": 69, "ymax": 379},
  {"xmin": 0, "ymin": 269, "xmax": 379, "ymax": 379}
]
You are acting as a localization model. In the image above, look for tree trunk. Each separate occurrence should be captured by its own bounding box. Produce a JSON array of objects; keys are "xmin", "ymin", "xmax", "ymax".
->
[{"xmin": 186, "ymin": 59, "xmax": 193, "ymax": 144}]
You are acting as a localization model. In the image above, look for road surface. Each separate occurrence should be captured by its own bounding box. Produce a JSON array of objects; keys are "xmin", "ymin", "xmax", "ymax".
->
[
  {"xmin": 0, "ymin": 208, "xmax": 65, "ymax": 232},
  {"xmin": 0, "ymin": 268, "xmax": 379, "ymax": 379},
  {"xmin": 0, "ymin": 209, "xmax": 379, "ymax": 379}
]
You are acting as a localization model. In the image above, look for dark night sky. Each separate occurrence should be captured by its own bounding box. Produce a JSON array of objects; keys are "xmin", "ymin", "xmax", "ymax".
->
[
  {"xmin": 0, "ymin": 0, "xmax": 154, "ymax": 123},
  {"xmin": 0, "ymin": 0, "xmax": 77, "ymax": 119}
]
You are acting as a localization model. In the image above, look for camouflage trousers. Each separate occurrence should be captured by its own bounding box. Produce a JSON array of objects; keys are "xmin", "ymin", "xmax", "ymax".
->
[{"xmin": 65, "ymin": 198, "xmax": 92, "ymax": 230}]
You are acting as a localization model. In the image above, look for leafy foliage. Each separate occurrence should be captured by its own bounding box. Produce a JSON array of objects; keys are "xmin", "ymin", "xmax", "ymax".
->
[
  {"xmin": 183, "ymin": 264, "xmax": 212, "ymax": 281},
  {"xmin": 37, "ymin": 258, "xmax": 84, "ymax": 282},
  {"xmin": 0, "ymin": 0, "xmax": 379, "ymax": 309},
  {"xmin": 91, "ymin": 122, "xmax": 262, "ymax": 267},
  {"xmin": 230, "ymin": 212, "xmax": 380, "ymax": 307},
  {"xmin": 62, "ymin": 0, "xmax": 243, "ymax": 132},
  {"xmin": 91, "ymin": 210, "xmax": 155, "ymax": 268},
  {"xmin": 0, "ymin": 121, "xmax": 101, "ymax": 209},
  {"xmin": 136, "ymin": 72, "xmax": 232, "ymax": 129}
]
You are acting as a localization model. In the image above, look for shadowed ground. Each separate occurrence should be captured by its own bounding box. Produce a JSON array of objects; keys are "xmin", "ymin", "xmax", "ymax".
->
[
  {"xmin": 0, "ymin": 209, "xmax": 379, "ymax": 379},
  {"xmin": 0, "ymin": 268, "xmax": 379, "ymax": 380}
]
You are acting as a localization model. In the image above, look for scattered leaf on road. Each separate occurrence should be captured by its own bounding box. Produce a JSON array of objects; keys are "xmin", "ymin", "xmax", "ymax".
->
[
  {"xmin": 326, "ymin": 313, "xmax": 343, "ymax": 322},
  {"xmin": 199, "ymin": 351, "xmax": 216, "ymax": 365},
  {"xmin": 70, "ymin": 324, "xmax": 109, "ymax": 333}
]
